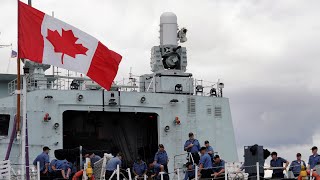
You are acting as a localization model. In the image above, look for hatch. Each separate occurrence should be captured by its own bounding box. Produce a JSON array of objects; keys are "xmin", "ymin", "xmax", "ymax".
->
[{"xmin": 62, "ymin": 111, "xmax": 159, "ymax": 166}]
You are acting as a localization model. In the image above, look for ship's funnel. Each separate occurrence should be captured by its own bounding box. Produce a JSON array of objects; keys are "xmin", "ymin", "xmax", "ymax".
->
[{"xmin": 160, "ymin": 12, "xmax": 178, "ymax": 46}]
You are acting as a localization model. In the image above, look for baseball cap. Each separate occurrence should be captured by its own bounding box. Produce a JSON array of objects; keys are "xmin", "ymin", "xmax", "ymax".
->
[
  {"xmin": 136, "ymin": 156, "xmax": 141, "ymax": 161},
  {"xmin": 200, "ymin": 147, "xmax": 207, "ymax": 151},
  {"xmin": 213, "ymin": 155, "xmax": 220, "ymax": 159},
  {"xmin": 43, "ymin": 146, "xmax": 51, "ymax": 151},
  {"xmin": 271, "ymin": 152, "xmax": 277, "ymax": 156},
  {"xmin": 185, "ymin": 162, "xmax": 192, "ymax": 167},
  {"xmin": 311, "ymin": 146, "xmax": 318, "ymax": 150}
]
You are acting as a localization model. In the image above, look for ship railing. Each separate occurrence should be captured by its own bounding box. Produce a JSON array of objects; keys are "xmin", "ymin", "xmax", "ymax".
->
[
  {"xmin": 171, "ymin": 161, "xmax": 306, "ymax": 180},
  {"xmin": 173, "ymin": 152, "xmax": 195, "ymax": 170},
  {"xmin": 1, "ymin": 161, "xmax": 40, "ymax": 180},
  {"xmin": 0, "ymin": 160, "xmax": 10, "ymax": 180},
  {"xmin": 8, "ymin": 77, "xmax": 19, "ymax": 95}
]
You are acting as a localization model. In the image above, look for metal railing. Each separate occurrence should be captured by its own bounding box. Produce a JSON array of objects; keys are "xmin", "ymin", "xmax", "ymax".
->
[{"xmin": 1, "ymin": 160, "xmax": 40, "ymax": 180}]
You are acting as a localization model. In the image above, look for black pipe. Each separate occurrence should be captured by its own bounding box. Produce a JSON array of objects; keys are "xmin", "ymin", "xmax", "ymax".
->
[
  {"xmin": 25, "ymin": 115, "xmax": 30, "ymax": 180},
  {"xmin": 118, "ymin": 91, "xmax": 121, "ymax": 112},
  {"xmin": 102, "ymin": 89, "xmax": 105, "ymax": 112}
]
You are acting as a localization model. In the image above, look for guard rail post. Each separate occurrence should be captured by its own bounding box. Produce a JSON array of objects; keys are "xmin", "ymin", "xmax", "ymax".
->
[
  {"xmin": 37, "ymin": 161, "xmax": 40, "ymax": 180},
  {"xmin": 177, "ymin": 168, "xmax": 180, "ymax": 180},
  {"xmin": 256, "ymin": 162, "xmax": 260, "ymax": 180},
  {"xmin": 224, "ymin": 163, "xmax": 227, "ymax": 180},
  {"xmin": 127, "ymin": 168, "xmax": 132, "ymax": 180},
  {"xmin": 117, "ymin": 164, "xmax": 120, "ymax": 180},
  {"xmin": 195, "ymin": 165, "xmax": 198, "ymax": 180}
]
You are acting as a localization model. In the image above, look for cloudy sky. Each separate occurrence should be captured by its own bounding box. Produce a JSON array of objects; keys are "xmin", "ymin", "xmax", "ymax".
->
[{"xmin": 1, "ymin": 0, "xmax": 320, "ymax": 164}]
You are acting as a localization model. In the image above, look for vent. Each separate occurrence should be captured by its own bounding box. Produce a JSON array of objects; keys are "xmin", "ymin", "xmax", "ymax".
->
[
  {"xmin": 207, "ymin": 106, "xmax": 212, "ymax": 115},
  {"xmin": 187, "ymin": 97, "xmax": 196, "ymax": 114},
  {"xmin": 214, "ymin": 107, "xmax": 222, "ymax": 118}
]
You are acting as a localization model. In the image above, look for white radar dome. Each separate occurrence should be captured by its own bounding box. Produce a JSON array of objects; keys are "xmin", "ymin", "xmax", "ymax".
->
[{"xmin": 160, "ymin": 12, "xmax": 177, "ymax": 24}]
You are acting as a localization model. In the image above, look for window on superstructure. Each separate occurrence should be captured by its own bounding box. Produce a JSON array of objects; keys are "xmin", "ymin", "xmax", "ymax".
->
[{"xmin": 0, "ymin": 114, "xmax": 10, "ymax": 136}]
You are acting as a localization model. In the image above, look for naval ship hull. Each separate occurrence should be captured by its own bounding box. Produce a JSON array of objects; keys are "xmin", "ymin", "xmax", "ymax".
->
[{"xmin": 0, "ymin": 88, "xmax": 238, "ymax": 171}]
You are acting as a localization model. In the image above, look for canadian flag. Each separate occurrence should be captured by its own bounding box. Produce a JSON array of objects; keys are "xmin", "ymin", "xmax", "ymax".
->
[{"xmin": 18, "ymin": 1, "xmax": 122, "ymax": 90}]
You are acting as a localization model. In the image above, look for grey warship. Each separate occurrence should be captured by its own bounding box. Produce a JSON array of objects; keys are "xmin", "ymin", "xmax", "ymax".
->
[{"xmin": 0, "ymin": 11, "xmax": 238, "ymax": 179}]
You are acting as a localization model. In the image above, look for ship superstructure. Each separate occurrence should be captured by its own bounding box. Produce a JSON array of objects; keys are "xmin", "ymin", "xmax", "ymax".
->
[{"xmin": 0, "ymin": 12, "xmax": 238, "ymax": 178}]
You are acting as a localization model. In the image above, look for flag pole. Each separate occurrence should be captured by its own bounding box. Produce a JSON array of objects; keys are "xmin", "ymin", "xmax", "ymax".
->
[
  {"xmin": 16, "ymin": 0, "xmax": 21, "ymax": 139},
  {"xmin": 17, "ymin": 0, "xmax": 23, "ymax": 179}
]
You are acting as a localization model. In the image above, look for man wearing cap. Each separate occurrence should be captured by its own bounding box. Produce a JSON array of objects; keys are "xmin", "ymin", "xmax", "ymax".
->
[
  {"xmin": 184, "ymin": 132, "xmax": 200, "ymax": 164},
  {"xmin": 149, "ymin": 162, "xmax": 166, "ymax": 180},
  {"xmin": 306, "ymin": 146, "xmax": 320, "ymax": 178},
  {"xmin": 85, "ymin": 151, "xmax": 101, "ymax": 168},
  {"xmin": 55, "ymin": 159, "xmax": 72, "ymax": 179},
  {"xmin": 133, "ymin": 156, "xmax": 147, "ymax": 179},
  {"xmin": 33, "ymin": 146, "xmax": 50, "ymax": 175},
  {"xmin": 198, "ymin": 147, "xmax": 213, "ymax": 178},
  {"xmin": 184, "ymin": 162, "xmax": 195, "ymax": 180},
  {"xmin": 289, "ymin": 153, "xmax": 306, "ymax": 177},
  {"xmin": 105, "ymin": 153, "xmax": 123, "ymax": 180},
  {"xmin": 212, "ymin": 155, "xmax": 225, "ymax": 179},
  {"xmin": 154, "ymin": 144, "xmax": 169, "ymax": 173},
  {"xmin": 269, "ymin": 151, "xmax": 289, "ymax": 178},
  {"xmin": 204, "ymin": 140, "xmax": 214, "ymax": 161}
]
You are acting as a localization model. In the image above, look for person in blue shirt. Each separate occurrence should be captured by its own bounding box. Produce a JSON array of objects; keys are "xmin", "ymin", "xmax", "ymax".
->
[
  {"xmin": 33, "ymin": 146, "xmax": 50, "ymax": 175},
  {"xmin": 204, "ymin": 140, "xmax": 214, "ymax": 161},
  {"xmin": 198, "ymin": 147, "xmax": 212, "ymax": 178},
  {"xmin": 289, "ymin": 153, "xmax": 306, "ymax": 177},
  {"xmin": 307, "ymin": 146, "xmax": 320, "ymax": 178},
  {"xmin": 48, "ymin": 159, "xmax": 57, "ymax": 174},
  {"xmin": 212, "ymin": 155, "xmax": 225, "ymax": 179},
  {"xmin": 48, "ymin": 159, "xmax": 61, "ymax": 179},
  {"xmin": 133, "ymin": 156, "xmax": 147, "ymax": 178},
  {"xmin": 154, "ymin": 144, "xmax": 169, "ymax": 172},
  {"xmin": 105, "ymin": 153, "xmax": 122, "ymax": 180},
  {"xmin": 269, "ymin": 151, "xmax": 289, "ymax": 178},
  {"xmin": 55, "ymin": 159, "xmax": 71, "ymax": 179},
  {"xmin": 149, "ymin": 162, "xmax": 165, "ymax": 180},
  {"xmin": 85, "ymin": 151, "xmax": 101, "ymax": 168},
  {"xmin": 184, "ymin": 132, "xmax": 200, "ymax": 164},
  {"xmin": 184, "ymin": 162, "xmax": 195, "ymax": 180}
]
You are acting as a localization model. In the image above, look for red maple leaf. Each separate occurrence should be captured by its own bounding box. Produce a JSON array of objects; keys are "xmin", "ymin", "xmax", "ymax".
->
[{"xmin": 46, "ymin": 29, "xmax": 88, "ymax": 64}]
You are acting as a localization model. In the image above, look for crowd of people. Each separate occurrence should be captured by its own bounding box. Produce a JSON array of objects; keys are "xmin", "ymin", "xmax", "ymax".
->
[
  {"xmin": 32, "ymin": 132, "xmax": 225, "ymax": 180},
  {"xmin": 32, "ymin": 146, "xmax": 77, "ymax": 179},
  {"xmin": 103, "ymin": 132, "xmax": 225, "ymax": 180},
  {"xmin": 269, "ymin": 146, "xmax": 320, "ymax": 180}
]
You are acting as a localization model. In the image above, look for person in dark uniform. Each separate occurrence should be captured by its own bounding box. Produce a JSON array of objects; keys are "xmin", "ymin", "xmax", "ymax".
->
[
  {"xmin": 33, "ymin": 146, "xmax": 50, "ymax": 177},
  {"xmin": 270, "ymin": 151, "xmax": 289, "ymax": 179},
  {"xmin": 105, "ymin": 153, "xmax": 122, "ymax": 180},
  {"xmin": 154, "ymin": 144, "xmax": 169, "ymax": 173},
  {"xmin": 86, "ymin": 151, "xmax": 101, "ymax": 168},
  {"xmin": 198, "ymin": 147, "xmax": 212, "ymax": 178},
  {"xmin": 204, "ymin": 140, "xmax": 214, "ymax": 161},
  {"xmin": 133, "ymin": 156, "xmax": 147, "ymax": 179},
  {"xmin": 149, "ymin": 162, "xmax": 165, "ymax": 180},
  {"xmin": 184, "ymin": 162, "xmax": 195, "ymax": 180},
  {"xmin": 289, "ymin": 153, "xmax": 306, "ymax": 177},
  {"xmin": 184, "ymin": 132, "xmax": 200, "ymax": 164},
  {"xmin": 212, "ymin": 155, "xmax": 225, "ymax": 179},
  {"xmin": 307, "ymin": 146, "xmax": 320, "ymax": 178}
]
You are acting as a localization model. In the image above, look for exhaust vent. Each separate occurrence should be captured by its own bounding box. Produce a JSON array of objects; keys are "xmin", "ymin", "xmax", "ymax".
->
[
  {"xmin": 187, "ymin": 97, "xmax": 196, "ymax": 114},
  {"xmin": 214, "ymin": 106, "xmax": 222, "ymax": 118}
]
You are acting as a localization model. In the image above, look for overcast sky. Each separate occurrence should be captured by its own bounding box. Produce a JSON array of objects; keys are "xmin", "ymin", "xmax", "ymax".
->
[{"xmin": 1, "ymin": 0, "xmax": 320, "ymax": 164}]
